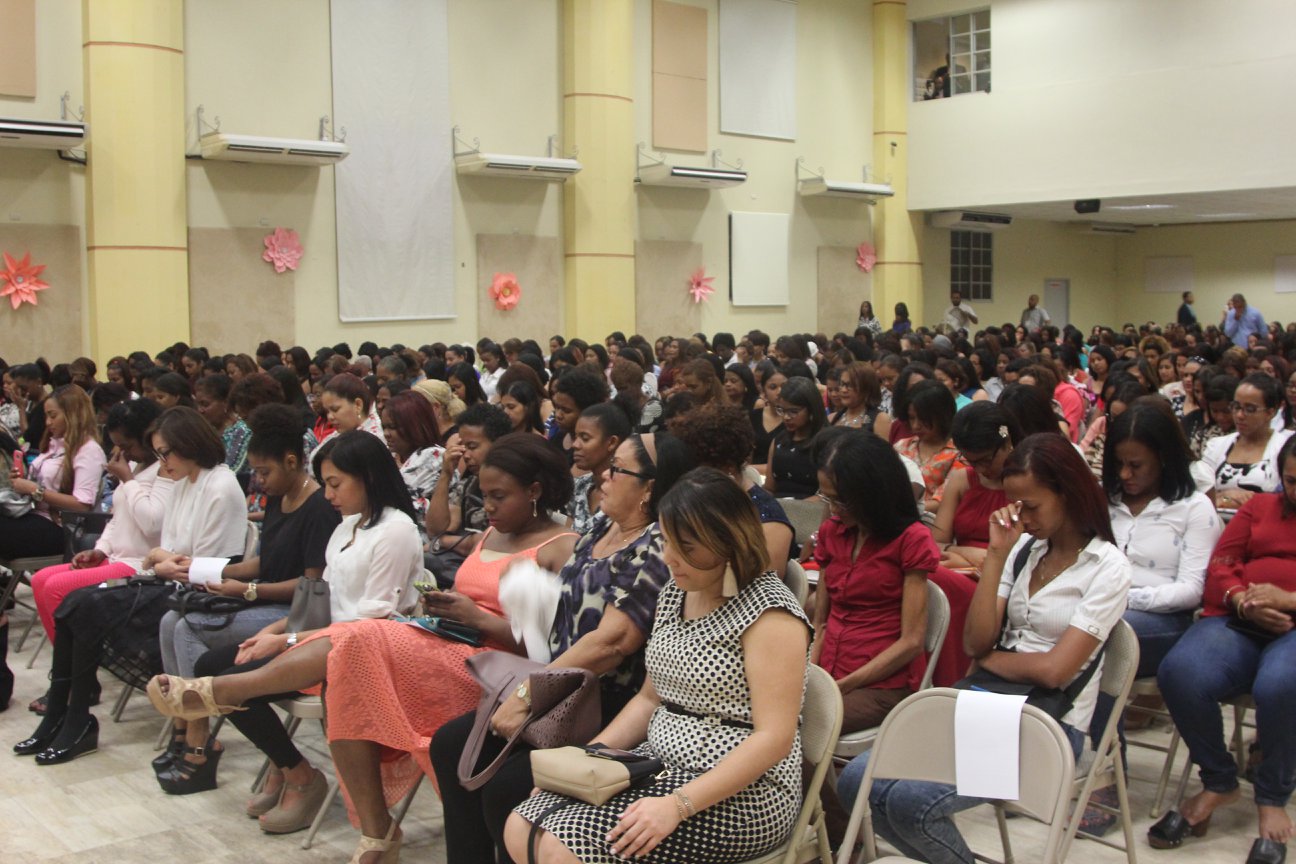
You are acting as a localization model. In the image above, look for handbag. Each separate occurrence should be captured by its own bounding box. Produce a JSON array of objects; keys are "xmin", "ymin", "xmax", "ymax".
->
[
  {"xmin": 953, "ymin": 540, "xmax": 1107, "ymax": 721},
  {"xmin": 456, "ymin": 651, "xmax": 601, "ymax": 790},
  {"xmin": 1226, "ymin": 616, "xmax": 1280, "ymax": 644},
  {"xmin": 531, "ymin": 745, "xmax": 664, "ymax": 806},
  {"xmin": 284, "ymin": 575, "xmax": 332, "ymax": 633},
  {"xmin": 0, "ymin": 488, "xmax": 33, "ymax": 519},
  {"xmin": 164, "ymin": 587, "xmax": 251, "ymax": 632}
]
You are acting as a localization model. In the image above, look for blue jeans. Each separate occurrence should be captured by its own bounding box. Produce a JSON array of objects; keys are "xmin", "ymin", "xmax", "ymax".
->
[
  {"xmin": 837, "ymin": 726, "xmax": 1085, "ymax": 864},
  {"xmin": 1159, "ymin": 615, "xmax": 1296, "ymax": 808},
  {"xmin": 1089, "ymin": 608, "xmax": 1195, "ymax": 753}
]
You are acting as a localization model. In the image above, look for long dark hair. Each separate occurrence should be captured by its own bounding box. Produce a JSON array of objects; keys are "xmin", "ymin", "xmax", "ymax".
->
[
  {"xmin": 1102, "ymin": 399, "xmax": 1195, "ymax": 504},
  {"xmin": 1002, "ymin": 433, "xmax": 1114, "ymax": 543},
  {"xmin": 815, "ymin": 428, "xmax": 920, "ymax": 541},
  {"xmin": 312, "ymin": 430, "xmax": 416, "ymax": 528},
  {"xmin": 448, "ymin": 363, "xmax": 487, "ymax": 406}
]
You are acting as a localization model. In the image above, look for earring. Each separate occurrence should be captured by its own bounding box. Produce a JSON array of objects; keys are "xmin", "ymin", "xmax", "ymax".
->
[
  {"xmin": 721, "ymin": 566, "xmax": 739, "ymax": 598},
  {"xmin": 531, "ymin": 498, "xmax": 538, "ymax": 517}
]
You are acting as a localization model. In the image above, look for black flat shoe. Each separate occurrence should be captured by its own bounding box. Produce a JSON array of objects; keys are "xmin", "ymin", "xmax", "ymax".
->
[
  {"xmin": 14, "ymin": 716, "xmax": 63, "ymax": 756},
  {"xmin": 157, "ymin": 740, "xmax": 222, "ymax": 795},
  {"xmin": 1147, "ymin": 810, "xmax": 1211, "ymax": 849},
  {"xmin": 1247, "ymin": 838, "xmax": 1287, "ymax": 864},
  {"xmin": 152, "ymin": 732, "xmax": 185, "ymax": 774},
  {"xmin": 35, "ymin": 715, "xmax": 99, "ymax": 765}
]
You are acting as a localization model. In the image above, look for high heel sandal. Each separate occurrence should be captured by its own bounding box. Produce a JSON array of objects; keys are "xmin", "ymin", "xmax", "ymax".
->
[
  {"xmin": 258, "ymin": 767, "xmax": 328, "ymax": 834},
  {"xmin": 146, "ymin": 675, "xmax": 245, "ymax": 722},
  {"xmin": 152, "ymin": 729, "xmax": 186, "ymax": 774},
  {"xmin": 156, "ymin": 739, "xmax": 222, "ymax": 795},
  {"xmin": 348, "ymin": 820, "xmax": 401, "ymax": 864},
  {"xmin": 1147, "ymin": 810, "xmax": 1211, "ymax": 849},
  {"xmin": 247, "ymin": 767, "xmax": 284, "ymax": 818}
]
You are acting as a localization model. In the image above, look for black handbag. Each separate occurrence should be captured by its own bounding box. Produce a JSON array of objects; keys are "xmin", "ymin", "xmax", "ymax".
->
[{"xmin": 164, "ymin": 587, "xmax": 251, "ymax": 631}]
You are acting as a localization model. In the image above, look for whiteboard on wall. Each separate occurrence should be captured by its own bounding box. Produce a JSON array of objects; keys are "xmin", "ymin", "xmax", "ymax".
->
[
  {"xmin": 1144, "ymin": 256, "xmax": 1193, "ymax": 294},
  {"xmin": 719, "ymin": 0, "xmax": 797, "ymax": 140},
  {"xmin": 332, "ymin": 0, "xmax": 454, "ymax": 321},
  {"xmin": 729, "ymin": 211, "xmax": 790, "ymax": 305},
  {"xmin": 1276, "ymin": 256, "xmax": 1296, "ymax": 294}
]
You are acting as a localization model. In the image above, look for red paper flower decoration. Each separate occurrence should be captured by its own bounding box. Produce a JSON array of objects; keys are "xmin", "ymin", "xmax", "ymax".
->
[
  {"xmin": 0, "ymin": 252, "xmax": 50, "ymax": 309},
  {"xmin": 262, "ymin": 228, "xmax": 304, "ymax": 273},
  {"xmin": 856, "ymin": 242, "xmax": 877, "ymax": 273},
  {"xmin": 688, "ymin": 267, "xmax": 715, "ymax": 304},
  {"xmin": 490, "ymin": 272, "xmax": 521, "ymax": 310}
]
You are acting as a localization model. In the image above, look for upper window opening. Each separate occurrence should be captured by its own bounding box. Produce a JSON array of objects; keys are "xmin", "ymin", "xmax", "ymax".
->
[{"xmin": 914, "ymin": 10, "xmax": 991, "ymax": 101}]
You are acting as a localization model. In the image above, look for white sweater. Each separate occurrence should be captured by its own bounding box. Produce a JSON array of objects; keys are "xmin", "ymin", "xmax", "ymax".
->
[
  {"xmin": 96, "ymin": 462, "xmax": 174, "ymax": 570},
  {"xmin": 160, "ymin": 464, "xmax": 248, "ymax": 559}
]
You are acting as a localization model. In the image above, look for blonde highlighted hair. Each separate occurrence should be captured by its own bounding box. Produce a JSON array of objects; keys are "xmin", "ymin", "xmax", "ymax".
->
[
  {"xmin": 657, "ymin": 467, "xmax": 769, "ymax": 591},
  {"xmin": 42, "ymin": 385, "xmax": 99, "ymax": 493}
]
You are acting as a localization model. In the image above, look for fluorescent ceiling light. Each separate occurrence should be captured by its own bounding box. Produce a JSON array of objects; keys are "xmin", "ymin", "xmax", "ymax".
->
[
  {"xmin": 1196, "ymin": 212, "xmax": 1256, "ymax": 219},
  {"xmin": 1104, "ymin": 203, "xmax": 1176, "ymax": 211}
]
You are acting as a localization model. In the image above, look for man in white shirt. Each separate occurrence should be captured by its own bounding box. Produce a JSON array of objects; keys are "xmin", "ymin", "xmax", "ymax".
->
[
  {"xmin": 1020, "ymin": 294, "xmax": 1051, "ymax": 333},
  {"xmin": 943, "ymin": 290, "xmax": 978, "ymax": 333}
]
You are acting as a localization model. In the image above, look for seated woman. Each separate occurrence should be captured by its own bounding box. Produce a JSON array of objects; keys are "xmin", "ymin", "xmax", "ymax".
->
[
  {"xmin": 748, "ymin": 362, "xmax": 786, "ymax": 473},
  {"xmin": 149, "ymin": 371, "xmax": 195, "ymax": 409},
  {"xmin": 722, "ymin": 363, "xmax": 759, "ymax": 412},
  {"xmin": 763, "ymin": 377, "xmax": 826, "ymax": 499},
  {"xmin": 934, "ymin": 358, "xmax": 975, "ymax": 411},
  {"xmin": 837, "ymin": 433, "xmax": 1131, "ymax": 864},
  {"xmin": 13, "ymin": 407, "xmax": 247, "ymax": 765},
  {"xmin": 668, "ymin": 403, "xmax": 794, "ymax": 577},
  {"xmin": 30, "ymin": 398, "xmax": 167, "ymax": 644},
  {"xmin": 152, "ymin": 405, "xmax": 338, "ymax": 795},
  {"xmin": 830, "ymin": 362, "xmax": 893, "ymax": 440},
  {"xmin": 676, "ymin": 358, "xmax": 724, "ymax": 407},
  {"xmin": 194, "ymin": 373, "xmax": 250, "ymax": 475},
  {"xmin": 933, "ymin": 402, "xmax": 1020, "ymax": 573},
  {"xmin": 431, "ymin": 432, "xmax": 695, "ymax": 863},
  {"xmin": 318, "ymin": 372, "xmax": 384, "ymax": 447},
  {"xmin": 894, "ymin": 379, "xmax": 968, "ymax": 513},
  {"xmin": 381, "ymin": 389, "xmax": 445, "ymax": 542},
  {"xmin": 412, "ymin": 378, "xmax": 466, "ymax": 443},
  {"xmin": 812, "ymin": 431, "xmax": 934, "ymax": 732},
  {"xmin": 610, "ymin": 356, "xmax": 661, "ymax": 435},
  {"xmin": 1181, "ymin": 368, "xmax": 1228, "ymax": 458},
  {"xmin": 1153, "ymin": 434, "xmax": 1296, "ymax": 862},
  {"xmin": 549, "ymin": 367, "xmax": 610, "ymax": 465},
  {"xmin": 499, "ymin": 380, "xmax": 548, "ymax": 437},
  {"xmin": 568, "ymin": 403, "xmax": 630, "ymax": 536},
  {"xmin": 505, "ymin": 467, "xmax": 812, "ymax": 864},
  {"xmin": 1193, "ymin": 373, "xmax": 1293, "ymax": 510},
  {"xmin": 448, "ymin": 361, "xmax": 488, "ymax": 410},
  {"xmin": 1, "ymin": 385, "xmax": 106, "ymax": 560}
]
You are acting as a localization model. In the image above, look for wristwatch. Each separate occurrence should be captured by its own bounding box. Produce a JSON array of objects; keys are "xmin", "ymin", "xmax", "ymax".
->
[
  {"xmin": 31, "ymin": 482, "xmax": 44, "ymax": 503},
  {"xmin": 286, "ymin": 632, "xmax": 299, "ymax": 648},
  {"xmin": 243, "ymin": 581, "xmax": 258, "ymax": 602},
  {"xmin": 515, "ymin": 681, "xmax": 532, "ymax": 709}
]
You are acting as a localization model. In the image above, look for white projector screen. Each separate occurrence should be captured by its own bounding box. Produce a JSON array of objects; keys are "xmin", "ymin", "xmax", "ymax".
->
[
  {"xmin": 729, "ymin": 211, "xmax": 790, "ymax": 306},
  {"xmin": 719, "ymin": 0, "xmax": 797, "ymax": 140}
]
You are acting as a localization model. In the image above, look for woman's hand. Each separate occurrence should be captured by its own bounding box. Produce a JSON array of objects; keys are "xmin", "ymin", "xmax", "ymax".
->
[
  {"xmin": 11, "ymin": 476, "xmax": 36, "ymax": 496},
  {"xmin": 1243, "ymin": 583, "xmax": 1296, "ymax": 612},
  {"xmin": 489, "ymin": 693, "xmax": 530, "ymax": 739},
  {"xmin": 235, "ymin": 632, "xmax": 289, "ymax": 665},
  {"xmin": 441, "ymin": 434, "xmax": 463, "ymax": 473},
  {"xmin": 105, "ymin": 447, "xmax": 133, "ymax": 483},
  {"xmin": 71, "ymin": 549, "xmax": 107, "ymax": 570},
  {"xmin": 1243, "ymin": 604, "xmax": 1294, "ymax": 635},
  {"xmin": 210, "ymin": 578, "xmax": 248, "ymax": 598},
  {"xmin": 1218, "ymin": 489, "xmax": 1256, "ymax": 509},
  {"xmin": 421, "ymin": 589, "xmax": 481, "ymax": 626},
  {"xmin": 154, "ymin": 555, "xmax": 191, "ymax": 581},
  {"xmin": 608, "ymin": 796, "xmax": 683, "ymax": 859},
  {"xmin": 986, "ymin": 501, "xmax": 1024, "ymax": 554}
]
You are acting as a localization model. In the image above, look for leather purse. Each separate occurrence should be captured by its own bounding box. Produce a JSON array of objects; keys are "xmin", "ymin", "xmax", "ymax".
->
[
  {"xmin": 284, "ymin": 575, "xmax": 332, "ymax": 633},
  {"xmin": 531, "ymin": 745, "xmax": 664, "ymax": 806},
  {"xmin": 164, "ymin": 587, "xmax": 251, "ymax": 631},
  {"xmin": 456, "ymin": 651, "xmax": 601, "ymax": 790}
]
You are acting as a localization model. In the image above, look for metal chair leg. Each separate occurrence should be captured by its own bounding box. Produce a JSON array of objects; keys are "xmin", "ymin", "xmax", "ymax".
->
[
  {"xmin": 301, "ymin": 778, "xmax": 341, "ymax": 851},
  {"xmin": 24, "ymin": 631, "xmax": 47, "ymax": 669},
  {"xmin": 14, "ymin": 606, "xmax": 38, "ymax": 652},
  {"xmin": 391, "ymin": 776, "xmax": 422, "ymax": 825},
  {"xmin": 156, "ymin": 717, "xmax": 174, "ymax": 750},
  {"xmin": 112, "ymin": 684, "xmax": 134, "ymax": 722},
  {"xmin": 1150, "ymin": 727, "xmax": 1182, "ymax": 818}
]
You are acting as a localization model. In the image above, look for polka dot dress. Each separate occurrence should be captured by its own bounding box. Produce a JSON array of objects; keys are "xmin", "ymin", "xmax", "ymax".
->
[{"xmin": 515, "ymin": 573, "xmax": 811, "ymax": 863}]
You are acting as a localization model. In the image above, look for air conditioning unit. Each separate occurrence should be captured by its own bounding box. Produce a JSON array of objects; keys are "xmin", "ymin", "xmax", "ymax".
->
[
  {"xmin": 0, "ymin": 117, "xmax": 86, "ymax": 150},
  {"xmin": 797, "ymin": 178, "xmax": 894, "ymax": 200},
  {"xmin": 1077, "ymin": 221, "xmax": 1136, "ymax": 236},
  {"xmin": 637, "ymin": 162, "xmax": 747, "ymax": 189},
  {"xmin": 455, "ymin": 152, "xmax": 582, "ymax": 180},
  {"xmin": 930, "ymin": 210, "xmax": 1013, "ymax": 232},
  {"xmin": 199, "ymin": 132, "xmax": 349, "ymax": 166}
]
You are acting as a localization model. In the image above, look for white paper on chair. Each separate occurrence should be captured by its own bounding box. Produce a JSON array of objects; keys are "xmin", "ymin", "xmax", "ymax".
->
[
  {"xmin": 954, "ymin": 689, "xmax": 1027, "ymax": 800},
  {"xmin": 187, "ymin": 557, "xmax": 230, "ymax": 588}
]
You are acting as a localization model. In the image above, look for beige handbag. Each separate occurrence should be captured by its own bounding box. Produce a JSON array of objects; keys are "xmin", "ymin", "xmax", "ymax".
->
[{"xmin": 530, "ymin": 745, "xmax": 664, "ymax": 806}]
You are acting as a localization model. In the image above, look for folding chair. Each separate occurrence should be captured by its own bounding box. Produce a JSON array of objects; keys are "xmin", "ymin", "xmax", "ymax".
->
[
  {"xmin": 780, "ymin": 498, "xmax": 829, "ymax": 549},
  {"xmin": 1125, "ymin": 676, "xmax": 1183, "ymax": 818},
  {"xmin": 784, "ymin": 559, "xmax": 810, "ymax": 608}
]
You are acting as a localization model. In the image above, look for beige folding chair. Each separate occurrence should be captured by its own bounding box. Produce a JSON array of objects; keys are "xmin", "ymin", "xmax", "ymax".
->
[
  {"xmin": 832, "ymin": 582, "xmax": 951, "ymax": 762},
  {"xmin": 735, "ymin": 664, "xmax": 842, "ymax": 864},
  {"xmin": 784, "ymin": 559, "xmax": 810, "ymax": 608},
  {"xmin": 1156, "ymin": 692, "xmax": 1255, "ymax": 819},
  {"xmin": 781, "ymin": 498, "xmax": 829, "ymax": 549},
  {"xmin": 1125, "ymin": 676, "xmax": 1184, "ymax": 818},
  {"xmin": 837, "ymin": 688, "xmax": 1077, "ymax": 864},
  {"xmin": 1, "ymin": 556, "xmax": 64, "ymax": 652}
]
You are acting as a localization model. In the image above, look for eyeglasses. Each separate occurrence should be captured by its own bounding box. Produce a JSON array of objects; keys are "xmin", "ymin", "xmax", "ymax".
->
[
  {"xmin": 1229, "ymin": 402, "xmax": 1266, "ymax": 416},
  {"xmin": 958, "ymin": 447, "xmax": 1001, "ymax": 471},
  {"xmin": 774, "ymin": 405, "xmax": 806, "ymax": 418},
  {"xmin": 154, "ymin": 446, "xmax": 174, "ymax": 462},
  {"xmin": 815, "ymin": 491, "xmax": 845, "ymax": 510},
  {"xmin": 608, "ymin": 460, "xmax": 653, "ymax": 481}
]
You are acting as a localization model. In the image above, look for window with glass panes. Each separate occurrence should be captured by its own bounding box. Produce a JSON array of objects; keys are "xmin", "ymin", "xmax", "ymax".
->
[
  {"xmin": 950, "ymin": 230, "xmax": 992, "ymax": 300},
  {"xmin": 949, "ymin": 10, "xmax": 990, "ymax": 95}
]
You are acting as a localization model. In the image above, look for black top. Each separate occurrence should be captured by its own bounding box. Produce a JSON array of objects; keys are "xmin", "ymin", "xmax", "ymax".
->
[
  {"xmin": 750, "ymin": 408, "xmax": 780, "ymax": 464},
  {"xmin": 25, "ymin": 398, "xmax": 46, "ymax": 449},
  {"xmin": 258, "ymin": 488, "xmax": 339, "ymax": 583},
  {"xmin": 770, "ymin": 431, "xmax": 818, "ymax": 498},
  {"xmin": 1177, "ymin": 302, "xmax": 1197, "ymax": 326}
]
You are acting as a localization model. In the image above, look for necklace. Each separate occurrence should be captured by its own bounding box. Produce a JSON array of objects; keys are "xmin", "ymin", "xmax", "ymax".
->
[{"xmin": 284, "ymin": 474, "xmax": 313, "ymax": 510}]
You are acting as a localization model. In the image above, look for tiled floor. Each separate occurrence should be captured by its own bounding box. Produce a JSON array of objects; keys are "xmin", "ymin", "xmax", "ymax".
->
[{"xmin": 0, "ymin": 598, "xmax": 1283, "ymax": 863}]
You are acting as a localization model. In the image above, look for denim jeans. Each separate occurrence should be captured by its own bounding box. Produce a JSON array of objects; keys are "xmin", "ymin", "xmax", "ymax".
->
[
  {"xmin": 837, "ymin": 725, "xmax": 1085, "ymax": 864},
  {"xmin": 1158, "ymin": 615, "xmax": 1296, "ymax": 807},
  {"xmin": 159, "ymin": 604, "xmax": 290, "ymax": 678},
  {"xmin": 1089, "ymin": 608, "xmax": 1195, "ymax": 753}
]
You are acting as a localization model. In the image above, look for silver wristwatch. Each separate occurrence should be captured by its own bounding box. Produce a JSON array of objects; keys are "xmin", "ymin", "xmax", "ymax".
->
[{"xmin": 286, "ymin": 632, "xmax": 299, "ymax": 648}]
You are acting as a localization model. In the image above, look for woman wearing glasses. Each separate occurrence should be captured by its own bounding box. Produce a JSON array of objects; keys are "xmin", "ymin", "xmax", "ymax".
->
[
  {"xmin": 762, "ymin": 377, "xmax": 827, "ymax": 499},
  {"xmin": 1193, "ymin": 373, "xmax": 1293, "ymax": 510}
]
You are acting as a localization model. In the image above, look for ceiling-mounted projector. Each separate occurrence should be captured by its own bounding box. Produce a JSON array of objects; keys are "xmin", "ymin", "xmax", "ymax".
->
[
  {"xmin": 637, "ymin": 162, "xmax": 747, "ymax": 189},
  {"xmin": 455, "ymin": 152, "xmax": 582, "ymax": 180},
  {"xmin": 200, "ymin": 132, "xmax": 349, "ymax": 166},
  {"xmin": 797, "ymin": 177, "xmax": 894, "ymax": 200},
  {"xmin": 0, "ymin": 117, "xmax": 86, "ymax": 150}
]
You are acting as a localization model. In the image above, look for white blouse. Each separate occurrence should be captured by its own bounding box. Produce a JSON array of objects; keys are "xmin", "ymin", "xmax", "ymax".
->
[
  {"xmin": 323, "ymin": 507, "xmax": 422, "ymax": 622},
  {"xmin": 997, "ymin": 535, "xmax": 1131, "ymax": 734},
  {"xmin": 1108, "ymin": 493, "xmax": 1220, "ymax": 614},
  {"xmin": 96, "ymin": 462, "xmax": 174, "ymax": 570},
  {"xmin": 1193, "ymin": 429, "xmax": 1294, "ymax": 495},
  {"xmin": 160, "ymin": 464, "xmax": 248, "ymax": 559}
]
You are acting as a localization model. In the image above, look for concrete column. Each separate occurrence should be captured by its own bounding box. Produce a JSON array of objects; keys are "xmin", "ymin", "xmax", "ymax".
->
[
  {"xmin": 872, "ymin": 0, "xmax": 924, "ymax": 327},
  {"xmin": 562, "ymin": 0, "xmax": 636, "ymax": 341},
  {"xmin": 83, "ymin": 0, "xmax": 189, "ymax": 363}
]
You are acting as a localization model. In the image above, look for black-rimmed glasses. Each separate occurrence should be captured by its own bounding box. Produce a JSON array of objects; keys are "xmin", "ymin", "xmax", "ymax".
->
[{"xmin": 609, "ymin": 460, "xmax": 653, "ymax": 481}]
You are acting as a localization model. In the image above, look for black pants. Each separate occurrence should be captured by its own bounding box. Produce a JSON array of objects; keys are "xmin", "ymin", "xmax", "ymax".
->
[
  {"xmin": 194, "ymin": 644, "xmax": 305, "ymax": 769},
  {"xmin": 0, "ymin": 511, "xmax": 63, "ymax": 559},
  {"xmin": 46, "ymin": 621, "xmax": 101, "ymax": 719},
  {"xmin": 430, "ymin": 710, "xmax": 535, "ymax": 864}
]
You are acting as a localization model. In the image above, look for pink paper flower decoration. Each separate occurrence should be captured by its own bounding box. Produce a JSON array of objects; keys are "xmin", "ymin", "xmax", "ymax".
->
[
  {"xmin": 0, "ymin": 252, "xmax": 49, "ymax": 309},
  {"xmin": 262, "ymin": 228, "xmax": 304, "ymax": 273},
  {"xmin": 490, "ymin": 272, "xmax": 521, "ymax": 311},
  {"xmin": 856, "ymin": 242, "xmax": 877, "ymax": 273},
  {"xmin": 688, "ymin": 267, "xmax": 715, "ymax": 304}
]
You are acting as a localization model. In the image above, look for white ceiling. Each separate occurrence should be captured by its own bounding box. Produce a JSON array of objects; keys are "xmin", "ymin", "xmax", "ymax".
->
[{"xmin": 935, "ymin": 186, "xmax": 1296, "ymax": 227}]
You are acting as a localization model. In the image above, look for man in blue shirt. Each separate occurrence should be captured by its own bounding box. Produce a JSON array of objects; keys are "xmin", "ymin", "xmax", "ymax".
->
[{"xmin": 1221, "ymin": 292, "xmax": 1267, "ymax": 346}]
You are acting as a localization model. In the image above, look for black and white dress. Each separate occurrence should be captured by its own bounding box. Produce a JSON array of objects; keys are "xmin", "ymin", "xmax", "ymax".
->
[{"xmin": 515, "ymin": 573, "xmax": 812, "ymax": 863}]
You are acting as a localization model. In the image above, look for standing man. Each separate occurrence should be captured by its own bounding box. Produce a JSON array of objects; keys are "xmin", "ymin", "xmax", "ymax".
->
[
  {"xmin": 1221, "ymin": 293, "xmax": 1266, "ymax": 346},
  {"xmin": 1177, "ymin": 291, "xmax": 1197, "ymax": 327},
  {"xmin": 1020, "ymin": 294, "xmax": 1051, "ymax": 333},
  {"xmin": 943, "ymin": 290, "xmax": 979, "ymax": 333}
]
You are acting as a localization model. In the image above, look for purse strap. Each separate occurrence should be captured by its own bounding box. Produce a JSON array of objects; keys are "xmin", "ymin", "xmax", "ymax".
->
[
  {"xmin": 457, "ymin": 672, "xmax": 538, "ymax": 791},
  {"xmin": 527, "ymin": 799, "xmax": 574, "ymax": 864}
]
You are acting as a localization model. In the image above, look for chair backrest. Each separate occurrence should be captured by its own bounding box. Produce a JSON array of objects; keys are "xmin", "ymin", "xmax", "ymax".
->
[
  {"xmin": 1097, "ymin": 619, "xmax": 1138, "ymax": 702},
  {"xmin": 917, "ymin": 581, "xmax": 951, "ymax": 691},
  {"xmin": 780, "ymin": 497, "xmax": 827, "ymax": 547},
  {"xmin": 783, "ymin": 559, "xmax": 810, "ymax": 607},
  {"xmin": 243, "ymin": 519, "xmax": 261, "ymax": 559},
  {"xmin": 801, "ymin": 663, "xmax": 844, "ymax": 766},
  {"xmin": 859, "ymin": 689, "xmax": 1075, "ymax": 862}
]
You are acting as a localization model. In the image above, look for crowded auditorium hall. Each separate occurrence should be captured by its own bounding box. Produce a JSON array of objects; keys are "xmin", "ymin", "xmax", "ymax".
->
[{"xmin": 3, "ymin": 2, "xmax": 1296, "ymax": 863}]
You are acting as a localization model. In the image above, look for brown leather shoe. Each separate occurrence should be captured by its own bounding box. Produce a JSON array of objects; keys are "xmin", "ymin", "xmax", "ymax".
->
[{"xmin": 258, "ymin": 767, "xmax": 328, "ymax": 834}]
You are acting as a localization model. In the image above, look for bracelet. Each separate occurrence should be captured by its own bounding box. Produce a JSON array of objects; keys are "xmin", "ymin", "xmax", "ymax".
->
[
  {"xmin": 674, "ymin": 791, "xmax": 696, "ymax": 819},
  {"xmin": 1222, "ymin": 585, "xmax": 1244, "ymax": 612}
]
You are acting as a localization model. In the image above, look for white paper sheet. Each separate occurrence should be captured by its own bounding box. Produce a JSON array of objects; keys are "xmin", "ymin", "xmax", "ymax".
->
[
  {"xmin": 187, "ymin": 558, "xmax": 230, "ymax": 588},
  {"xmin": 954, "ymin": 689, "xmax": 1027, "ymax": 800}
]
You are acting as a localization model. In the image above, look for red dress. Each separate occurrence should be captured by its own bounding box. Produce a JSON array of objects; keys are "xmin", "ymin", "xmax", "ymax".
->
[
  {"xmin": 950, "ymin": 468, "xmax": 1008, "ymax": 549},
  {"xmin": 316, "ymin": 529, "xmax": 575, "ymax": 819}
]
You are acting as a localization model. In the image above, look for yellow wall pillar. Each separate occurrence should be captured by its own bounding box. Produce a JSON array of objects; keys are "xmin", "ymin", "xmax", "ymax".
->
[
  {"xmin": 872, "ymin": 0, "xmax": 924, "ymax": 326},
  {"xmin": 83, "ymin": 0, "xmax": 189, "ymax": 364},
  {"xmin": 562, "ymin": 0, "xmax": 636, "ymax": 341}
]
